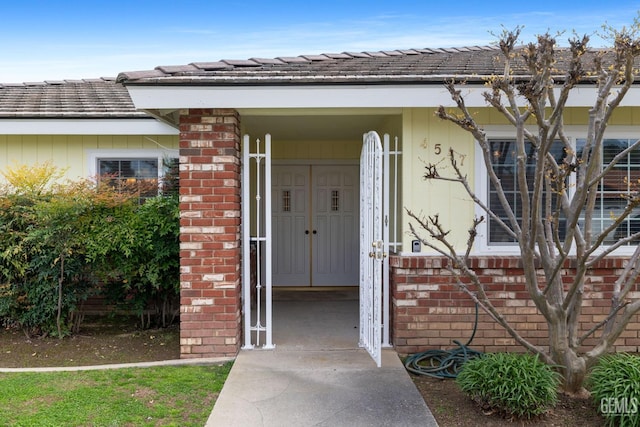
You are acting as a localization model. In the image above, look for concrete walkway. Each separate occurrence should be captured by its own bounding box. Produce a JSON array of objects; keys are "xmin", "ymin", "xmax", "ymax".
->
[
  {"xmin": 206, "ymin": 290, "xmax": 438, "ymax": 426},
  {"xmin": 206, "ymin": 347, "xmax": 437, "ymax": 427}
]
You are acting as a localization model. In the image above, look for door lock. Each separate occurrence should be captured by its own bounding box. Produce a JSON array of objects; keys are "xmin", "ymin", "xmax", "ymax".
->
[{"xmin": 369, "ymin": 240, "xmax": 387, "ymax": 260}]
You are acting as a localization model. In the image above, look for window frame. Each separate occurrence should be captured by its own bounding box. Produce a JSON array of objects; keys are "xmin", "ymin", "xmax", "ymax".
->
[
  {"xmin": 474, "ymin": 126, "xmax": 640, "ymax": 255},
  {"xmin": 87, "ymin": 149, "xmax": 177, "ymax": 196}
]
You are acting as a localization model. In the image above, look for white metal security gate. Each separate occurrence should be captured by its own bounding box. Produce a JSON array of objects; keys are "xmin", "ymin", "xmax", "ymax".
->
[
  {"xmin": 360, "ymin": 131, "xmax": 384, "ymax": 366},
  {"xmin": 242, "ymin": 134, "xmax": 274, "ymax": 349},
  {"xmin": 242, "ymin": 130, "xmax": 400, "ymax": 355}
]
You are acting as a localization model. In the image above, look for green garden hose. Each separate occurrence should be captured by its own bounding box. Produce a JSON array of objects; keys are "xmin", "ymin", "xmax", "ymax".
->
[{"xmin": 404, "ymin": 302, "xmax": 483, "ymax": 378}]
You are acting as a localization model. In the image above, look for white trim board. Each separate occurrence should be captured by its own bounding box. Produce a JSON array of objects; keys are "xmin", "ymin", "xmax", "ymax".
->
[
  {"xmin": 0, "ymin": 119, "xmax": 178, "ymax": 135},
  {"xmin": 86, "ymin": 149, "xmax": 178, "ymax": 178},
  {"xmin": 126, "ymin": 84, "xmax": 640, "ymax": 110}
]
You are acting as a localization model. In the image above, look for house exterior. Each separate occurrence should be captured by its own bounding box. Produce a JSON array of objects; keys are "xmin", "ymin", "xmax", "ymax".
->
[
  {"xmin": 0, "ymin": 78, "xmax": 179, "ymax": 182},
  {"xmin": 2, "ymin": 46, "xmax": 640, "ymax": 360}
]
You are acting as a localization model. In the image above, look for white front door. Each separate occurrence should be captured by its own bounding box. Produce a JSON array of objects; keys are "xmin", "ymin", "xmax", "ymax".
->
[
  {"xmin": 272, "ymin": 165, "xmax": 310, "ymax": 286},
  {"xmin": 272, "ymin": 165, "xmax": 359, "ymax": 286}
]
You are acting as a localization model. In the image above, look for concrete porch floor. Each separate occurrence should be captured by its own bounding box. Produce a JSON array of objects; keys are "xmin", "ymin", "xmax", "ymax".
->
[
  {"xmin": 206, "ymin": 288, "xmax": 438, "ymax": 426},
  {"xmin": 270, "ymin": 287, "xmax": 360, "ymax": 350}
]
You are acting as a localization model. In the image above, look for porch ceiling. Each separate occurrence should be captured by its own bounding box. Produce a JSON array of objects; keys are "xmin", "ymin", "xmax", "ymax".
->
[{"xmin": 240, "ymin": 113, "xmax": 397, "ymax": 141}]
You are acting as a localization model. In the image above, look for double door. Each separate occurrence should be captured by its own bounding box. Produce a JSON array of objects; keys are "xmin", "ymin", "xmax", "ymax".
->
[{"xmin": 272, "ymin": 164, "xmax": 359, "ymax": 286}]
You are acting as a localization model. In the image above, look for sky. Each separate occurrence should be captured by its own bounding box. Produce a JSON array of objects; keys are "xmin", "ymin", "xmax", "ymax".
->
[{"xmin": 1, "ymin": 0, "xmax": 640, "ymax": 83}]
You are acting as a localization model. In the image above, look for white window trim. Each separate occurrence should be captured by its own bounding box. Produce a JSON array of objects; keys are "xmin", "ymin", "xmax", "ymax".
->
[
  {"xmin": 87, "ymin": 149, "xmax": 176, "ymax": 181},
  {"xmin": 474, "ymin": 125, "xmax": 640, "ymax": 256}
]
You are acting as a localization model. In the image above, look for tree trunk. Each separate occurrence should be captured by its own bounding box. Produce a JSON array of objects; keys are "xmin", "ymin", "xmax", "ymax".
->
[
  {"xmin": 549, "ymin": 318, "xmax": 587, "ymax": 394},
  {"xmin": 561, "ymin": 357, "xmax": 587, "ymax": 395},
  {"xmin": 56, "ymin": 253, "xmax": 64, "ymax": 339}
]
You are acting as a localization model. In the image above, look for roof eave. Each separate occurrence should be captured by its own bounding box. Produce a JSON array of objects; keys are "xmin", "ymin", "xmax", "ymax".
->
[
  {"xmin": 119, "ymin": 75, "xmax": 490, "ymax": 86},
  {"xmin": 0, "ymin": 117, "xmax": 179, "ymax": 135},
  {"xmin": 125, "ymin": 81, "xmax": 635, "ymax": 110}
]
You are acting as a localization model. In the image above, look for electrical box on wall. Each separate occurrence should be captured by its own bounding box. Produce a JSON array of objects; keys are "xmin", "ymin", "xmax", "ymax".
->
[{"xmin": 412, "ymin": 240, "xmax": 421, "ymax": 253}]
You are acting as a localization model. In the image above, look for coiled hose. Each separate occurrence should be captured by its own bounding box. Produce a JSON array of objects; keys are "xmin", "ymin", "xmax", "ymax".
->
[{"xmin": 404, "ymin": 303, "xmax": 483, "ymax": 378}]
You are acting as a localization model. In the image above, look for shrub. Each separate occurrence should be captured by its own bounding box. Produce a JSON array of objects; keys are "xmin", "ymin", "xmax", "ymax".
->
[
  {"xmin": 86, "ymin": 194, "xmax": 180, "ymax": 328},
  {"xmin": 588, "ymin": 353, "xmax": 640, "ymax": 427},
  {"xmin": 0, "ymin": 161, "xmax": 180, "ymax": 335},
  {"xmin": 0, "ymin": 167, "xmax": 98, "ymax": 337},
  {"xmin": 0, "ymin": 160, "xmax": 66, "ymax": 195},
  {"xmin": 456, "ymin": 352, "xmax": 560, "ymax": 419}
]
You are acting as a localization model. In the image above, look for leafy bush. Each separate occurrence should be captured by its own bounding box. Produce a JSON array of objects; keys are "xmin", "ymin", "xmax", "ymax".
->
[
  {"xmin": 588, "ymin": 353, "xmax": 640, "ymax": 427},
  {"xmin": 87, "ymin": 194, "xmax": 180, "ymax": 328},
  {"xmin": 0, "ymin": 167, "xmax": 98, "ymax": 336},
  {"xmin": 0, "ymin": 160, "xmax": 66, "ymax": 195},
  {"xmin": 456, "ymin": 352, "xmax": 560, "ymax": 419},
  {"xmin": 0, "ymin": 162, "xmax": 180, "ymax": 335}
]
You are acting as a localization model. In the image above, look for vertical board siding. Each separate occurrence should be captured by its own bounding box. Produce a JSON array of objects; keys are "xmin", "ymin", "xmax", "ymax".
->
[
  {"xmin": 402, "ymin": 108, "xmax": 476, "ymax": 252},
  {"xmin": 400, "ymin": 106, "xmax": 640, "ymax": 254},
  {"xmin": 0, "ymin": 134, "xmax": 179, "ymax": 182},
  {"xmin": 272, "ymin": 139, "xmax": 361, "ymax": 159}
]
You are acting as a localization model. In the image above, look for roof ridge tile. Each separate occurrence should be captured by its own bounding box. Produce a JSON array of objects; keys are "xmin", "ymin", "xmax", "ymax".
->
[
  {"xmin": 322, "ymin": 53, "xmax": 352, "ymax": 59},
  {"xmin": 300, "ymin": 54, "xmax": 332, "ymax": 61},
  {"xmin": 364, "ymin": 51, "xmax": 390, "ymax": 57},
  {"xmin": 342, "ymin": 52, "xmax": 371, "ymax": 58},
  {"xmin": 221, "ymin": 59, "xmax": 261, "ymax": 67},
  {"xmin": 157, "ymin": 64, "xmax": 200, "ymax": 73},
  {"xmin": 276, "ymin": 56, "xmax": 311, "ymax": 63},
  {"xmin": 191, "ymin": 62, "xmax": 229, "ymax": 70},
  {"xmin": 249, "ymin": 57, "xmax": 287, "ymax": 65}
]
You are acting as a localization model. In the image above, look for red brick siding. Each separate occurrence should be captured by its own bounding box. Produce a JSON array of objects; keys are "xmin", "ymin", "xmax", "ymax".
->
[
  {"xmin": 391, "ymin": 255, "xmax": 640, "ymax": 355},
  {"xmin": 179, "ymin": 109, "xmax": 242, "ymax": 358}
]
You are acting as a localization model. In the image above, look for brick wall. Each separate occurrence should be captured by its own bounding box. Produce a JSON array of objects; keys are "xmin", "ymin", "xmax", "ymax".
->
[
  {"xmin": 391, "ymin": 255, "xmax": 640, "ymax": 356},
  {"xmin": 179, "ymin": 108, "xmax": 242, "ymax": 358}
]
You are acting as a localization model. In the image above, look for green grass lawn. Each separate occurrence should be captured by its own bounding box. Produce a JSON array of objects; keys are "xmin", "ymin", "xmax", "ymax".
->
[{"xmin": 0, "ymin": 362, "xmax": 232, "ymax": 427}]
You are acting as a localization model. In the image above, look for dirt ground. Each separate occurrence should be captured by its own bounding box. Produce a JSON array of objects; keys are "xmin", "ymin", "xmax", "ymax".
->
[
  {"xmin": 0, "ymin": 316, "xmax": 180, "ymax": 368},
  {"xmin": 0, "ymin": 317, "xmax": 606, "ymax": 425}
]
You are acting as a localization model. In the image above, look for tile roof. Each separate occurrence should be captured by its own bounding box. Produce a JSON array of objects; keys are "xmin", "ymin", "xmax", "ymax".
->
[
  {"xmin": 117, "ymin": 47, "xmax": 503, "ymax": 85},
  {"xmin": 1, "ymin": 46, "xmax": 635, "ymax": 118},
  {"xmin": 116, "ymin": 46, "xmax": 624, "ymax": 86},
  {"xmin": 0, "ymin": 78, "xmax": 146, "ymax": 118}
]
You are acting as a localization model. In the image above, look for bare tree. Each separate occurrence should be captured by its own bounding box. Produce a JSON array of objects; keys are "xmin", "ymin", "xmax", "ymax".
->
[{"xmin": 408, "ymin": 24, "xmax": 640, "ymax": 394}]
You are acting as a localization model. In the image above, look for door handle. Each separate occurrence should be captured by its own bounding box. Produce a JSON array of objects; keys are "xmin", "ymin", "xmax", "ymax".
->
[
  {"xmin": 305, "ymin": 230, "xmax": 309, "ymax": 235},
  {"xmin": 313, "ymin": 230, "xmax": 317, "ymax": 234}
]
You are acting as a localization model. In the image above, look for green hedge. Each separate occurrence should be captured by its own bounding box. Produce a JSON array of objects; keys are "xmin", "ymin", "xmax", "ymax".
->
[{"xmin": 0, "ymin": 165, "xmax": 179, "ymax": 337}]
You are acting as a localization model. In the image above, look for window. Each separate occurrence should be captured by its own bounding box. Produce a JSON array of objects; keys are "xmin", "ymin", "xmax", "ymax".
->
[
  {"xmin": 99, "ymin": 158, "xmax": 158, "ymax": 195},
  {"xmin": 88, "ymin": 150, "xmax": 178, "ymax": 202},
  {"xmin": 477, "ymin": 132, "xmax": 640, "ymax": 251},
  {"xmin": 282, "ymin": 190, "xmax": 291, "ymax": 212},
  {"xmin": 577, "ymin": 138, "xmax": 640, "ymax": 245},
  {"xmin": 486, "ymin": 139, "xmax": 567, "ymax": 244},
  {"xmin": 331, "ymin": 190, "xmax": 340, "ymax": 212}
]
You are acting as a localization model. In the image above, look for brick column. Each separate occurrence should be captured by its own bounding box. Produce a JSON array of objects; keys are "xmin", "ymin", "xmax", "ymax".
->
[{"xmin": 179, "ymin": 108, "xmax": 241, "ymax": 358}]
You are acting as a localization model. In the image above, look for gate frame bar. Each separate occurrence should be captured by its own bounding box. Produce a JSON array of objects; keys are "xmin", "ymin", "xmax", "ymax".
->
[{"xmin": 242, "ymin": 134, "xmax": 274, "ymax": 350}]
